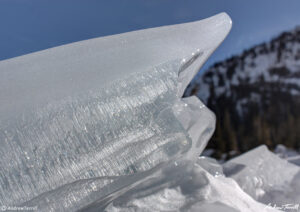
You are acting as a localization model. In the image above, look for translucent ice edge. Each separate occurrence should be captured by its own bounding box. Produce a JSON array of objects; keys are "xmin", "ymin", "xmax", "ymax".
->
[{"xmin": 0, "ymin": 13, "xmax": 232, "ymax": 211}]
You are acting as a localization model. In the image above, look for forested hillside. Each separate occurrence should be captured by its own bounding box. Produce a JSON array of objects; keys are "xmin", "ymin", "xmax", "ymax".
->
[{"xmin": 185, "ymin": 26, "xmax": 300, "ymax": 159}]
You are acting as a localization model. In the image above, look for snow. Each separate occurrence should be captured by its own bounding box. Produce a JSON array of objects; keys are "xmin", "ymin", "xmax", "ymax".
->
[{"xmin": 189, "ymin": 26, "xmax": 300, "ymax": 108}]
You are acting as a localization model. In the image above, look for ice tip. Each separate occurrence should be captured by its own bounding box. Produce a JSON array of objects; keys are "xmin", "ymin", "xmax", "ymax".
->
[
  {"xmin": 215, "ymin": 12, "xmax": 233, "ymax": 25},
  {"xmin": 204, "ymin": 12, "xmax": 232, "ymax": 36},
  {"xmin": 207, "ymin": 12, "xmax": 233, "ymax": 48}
]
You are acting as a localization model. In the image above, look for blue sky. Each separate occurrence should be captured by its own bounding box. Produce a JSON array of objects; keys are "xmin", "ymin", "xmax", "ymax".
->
[{"xmin": 1, "ymin": 0, "xmax": 300, "ymax": 72}]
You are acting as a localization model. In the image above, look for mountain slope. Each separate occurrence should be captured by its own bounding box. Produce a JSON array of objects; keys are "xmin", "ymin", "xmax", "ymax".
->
[{"xmin": 185, "ymin": 26, "xmax": 300, "ymax": 158}]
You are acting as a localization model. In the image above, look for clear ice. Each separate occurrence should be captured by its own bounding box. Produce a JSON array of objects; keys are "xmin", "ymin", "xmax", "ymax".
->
[{"xmin": 0, "ymin": 13, "xmax": 231, "ymax": 211}]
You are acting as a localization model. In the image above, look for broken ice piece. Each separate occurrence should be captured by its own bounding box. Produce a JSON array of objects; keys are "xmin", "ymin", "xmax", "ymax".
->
[
  {"xmin": 0, "ymin": 13, "xmax": 231, "ymax": 211},
  {"xmin": 223, "ymin": 145, "xmax": 300, "ymax": 205}
]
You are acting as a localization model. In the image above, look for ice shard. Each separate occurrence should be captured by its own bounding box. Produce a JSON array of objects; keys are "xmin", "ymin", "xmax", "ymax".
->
[
  {"xmin": 0, "ymin": 13, "xmax": 231, "ymax": 211},
  {"xmin": 106, "ymin": 158, "xmax": 279, "ymax": 212},
  {"xmin": 223, "ymin": 145, "xmax": 300, "ymax": 206}
]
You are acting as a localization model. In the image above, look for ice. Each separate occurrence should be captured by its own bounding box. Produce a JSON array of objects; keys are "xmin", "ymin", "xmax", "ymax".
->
[
  {"xmin": 275, "ymin": 144, "xmax": 300, "ymax": 166},
  {"xmin": 224, "ymin": 145, "xmax": 300, "ymax": 206},
  {"xmin": 1, "ymin": 11, "xmax": 296, "ymax": 212},
  {"xmin": 106, "ymin": 158, "xmax": 278, "ymax": 212},
  {"xmin": 0, "ymin": 13, "xmax": 231, "ymax": 211},
  {"xmin": 107, "ymin": 146, "xmax": 300, "ymax": 212}
]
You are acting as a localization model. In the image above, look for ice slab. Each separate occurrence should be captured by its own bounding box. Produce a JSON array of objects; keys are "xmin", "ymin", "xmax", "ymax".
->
[
  {"xmin": 104, "ymin": 147, "xmax": 300, "ymax": 212},
  {"xmin": 0, "ymin": 13, "xmax": 231, "ymax": 211},
  {"xmin": 107, "ymin": 159, "xmax": 279, "ymax": 212},
  {"xmin": 275, "ymin": 144, "xmax": 300, "ymax": 166},
  {"xmin": 224, "ymin": 145, "xmax": 300, "ymax": 206},
  {"xmin": 0, "ymin": 13, "xmax": 231, "ymax": 121}
]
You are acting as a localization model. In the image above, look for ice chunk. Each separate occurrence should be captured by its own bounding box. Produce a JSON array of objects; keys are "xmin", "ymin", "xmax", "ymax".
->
[
  {"xmin": 0, "ymin": 13, "xmax": 231, "ymax": 211},
  {"xmin": 106, "ymin": 159, "xmax": 279, "ymax": 212},
  {"xmin": 223, "ymin": 145, "xmax": 300, "ymax": 206},
  {"xmin": 275, "ymin": 144, "xmax": 300, "ymax": 166},
  {"xmin": 197, "ymin": 156, "xmax": 224, "ymax": 176}
]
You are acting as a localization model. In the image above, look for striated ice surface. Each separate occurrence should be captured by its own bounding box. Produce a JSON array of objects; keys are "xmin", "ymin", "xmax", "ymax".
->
[
  {"xmin": 1, "ymin": 62, "xmax": 191, "ymax": 206},
  {"xmin": 0, "ymin": 13, "xmax": 231, "ymax": 211}
]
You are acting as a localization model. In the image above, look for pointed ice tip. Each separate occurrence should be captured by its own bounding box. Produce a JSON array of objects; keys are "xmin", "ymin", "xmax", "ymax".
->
[
  {"xmin": 218, "ymin": 12, "xmax": 233, "ymax": 25},
  {"xmin": 0, "ymin": 13, "xmax": 232, "ymax": 117},
  {"xmin": 176, "ymin": 12, "xmax": 232, "ymax": 96},
  {"xmin": 218, "ymin": 12, "xmax": 232, "ymax": 38}
]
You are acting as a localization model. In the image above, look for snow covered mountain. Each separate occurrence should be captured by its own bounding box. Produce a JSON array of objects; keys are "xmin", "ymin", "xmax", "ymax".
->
[{"xmin": 185, "ymin": 26, "xmax": 300, "ymax": 158}]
